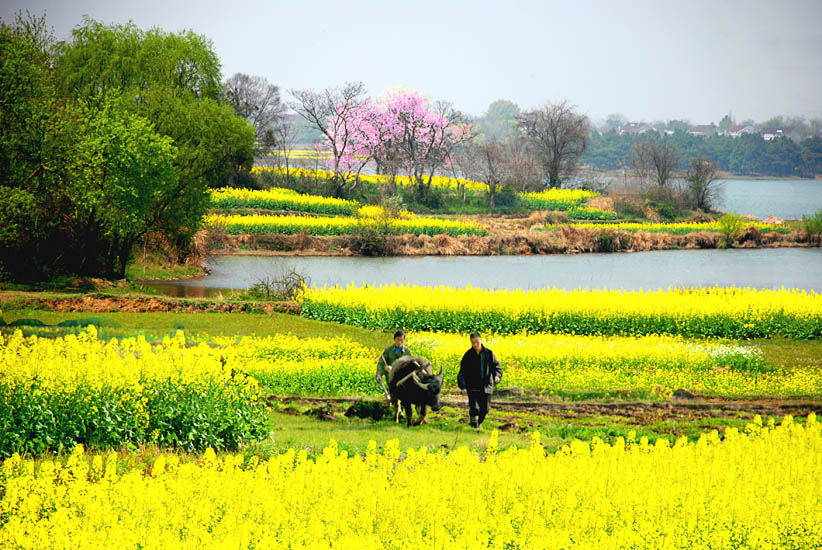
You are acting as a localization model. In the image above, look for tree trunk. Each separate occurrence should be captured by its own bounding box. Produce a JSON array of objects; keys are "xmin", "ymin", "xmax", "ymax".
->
[
  {"xmin": 116, "ymin": 238, "xmax": 133, "ymax": 280},
  {"xmin": 104, "ymin": 238, "xmax": 117, "ymax": 280},
  {"xmin": 548, "ymin": 165, "xmax": 560, "ymax": 188}
]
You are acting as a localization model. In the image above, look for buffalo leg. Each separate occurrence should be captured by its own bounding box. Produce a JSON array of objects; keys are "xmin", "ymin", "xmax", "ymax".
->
[
  {"xmin": 393, "ymin": 398, "xmax": 401, "ymax": 423},
  {"xmin": 403, "ymin": 402, "xmax": 414, "ymax": 427},
  {"xmin": 414, "ymin": 404, "xmax": 428, "ymax": 426}
]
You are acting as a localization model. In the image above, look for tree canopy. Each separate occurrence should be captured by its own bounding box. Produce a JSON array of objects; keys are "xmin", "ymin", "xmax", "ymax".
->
[
  {"xmin": 0, "ymin": 13, "xmax": 255, "ymax": 281},
  {"xmin": 584, "ymin": 130, "xmax": 817, "ymax": 178}
]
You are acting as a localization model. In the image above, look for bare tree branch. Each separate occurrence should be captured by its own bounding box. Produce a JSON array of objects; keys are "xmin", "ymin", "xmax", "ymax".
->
[
  {"xmin": 631, "ymin": 139, "xmax": 680, "ymax": 187},
  {"xmin": 224, "ymin": 73, "xmax": 284, "ymax": 149},
  {"xmin": 287, "ymin": 81, "xmax": 366, "ymax": 195},
  {"xmin": 517, "ymin": 100, "xmax": 589, "ymax": 188}
]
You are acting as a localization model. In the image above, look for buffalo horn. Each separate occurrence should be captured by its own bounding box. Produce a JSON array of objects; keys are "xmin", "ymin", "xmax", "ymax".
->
[
  {"xmin": 395, "ymin": 371, "xmax": 416, "ymax": 387},
  {"xmin": 411, "ymin": 371, "xmax": 428, "ymax": 390}
]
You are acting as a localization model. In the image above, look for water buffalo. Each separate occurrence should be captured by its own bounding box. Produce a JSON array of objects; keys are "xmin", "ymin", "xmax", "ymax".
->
[{"xmin": 387, "ymin": 355, "xmax": 444, "ymax": 426}]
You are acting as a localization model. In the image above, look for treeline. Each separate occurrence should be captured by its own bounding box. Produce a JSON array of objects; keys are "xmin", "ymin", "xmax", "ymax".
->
[
  {"xmin": 584, "ymin": 131, "xmax": 822, "ymax": 178},
  {"xmin": 0, "ymin": 14, "xmax": 255, "ymax": 281}
]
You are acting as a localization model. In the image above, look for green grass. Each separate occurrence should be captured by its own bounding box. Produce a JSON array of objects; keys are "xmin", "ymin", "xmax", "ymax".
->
[
  {"xmin": 125, "ymin": 253, "xmax": 204, "ymax": 281},
  {"xmin": 753, "ymin": 337, "xmax": 822, "ymax": 370},
  {"xmin": 253, "ymin": 408, "xmax": 518, "ymax": 458},
  {"xmin": 239, "ymin": 402, "xmax": 790, "ymax": 460},
  {"xmin": 0, "ymin": 309, "xmax": 391, "ymax": 349}
]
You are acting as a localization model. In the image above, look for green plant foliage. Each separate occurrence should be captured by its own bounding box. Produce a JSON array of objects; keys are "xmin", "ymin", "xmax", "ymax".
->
[
  {"xmin": 585, "ymin": 129, "xmax": 816, "ymax": 178},
  {"xmin": 717, "ymin": 213, "xmax": 746, "ymax": 247},
  {"xmin": 801, "ymin": 209, "xmax": 822, "ymax": 246},
  {"xmin": 566, "ymin": 207, "xmax": 618, "ymax": 220},
  {"xmin": 0, "ymin": 14, "xmax": 255, "ymax": 282}
]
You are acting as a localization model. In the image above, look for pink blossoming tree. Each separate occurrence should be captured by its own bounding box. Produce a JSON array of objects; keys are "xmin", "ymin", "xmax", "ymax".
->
[{"xmin": 335, "ymin": 88, "xmax": 471, "ymax": 196}]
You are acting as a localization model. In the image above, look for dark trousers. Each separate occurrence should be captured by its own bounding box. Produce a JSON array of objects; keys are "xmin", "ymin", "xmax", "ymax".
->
[{"xmin": 467, "ymin": 391, "xmax": 490, "ymax": 425}]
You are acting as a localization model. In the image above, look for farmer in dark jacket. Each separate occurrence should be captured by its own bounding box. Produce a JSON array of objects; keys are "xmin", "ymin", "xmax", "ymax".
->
[
  {"xmin": 376, "ymin": 329, "xmax": 411, "ymax": 400},
  {"xmin": 457, "ymin": 332, "xmax": 502, "ymax": 429}
]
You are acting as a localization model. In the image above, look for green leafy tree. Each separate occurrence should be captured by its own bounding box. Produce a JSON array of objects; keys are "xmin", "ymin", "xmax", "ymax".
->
[
  {"xmin": 55, "ymin": 17, "xmax": 255, "ymax": 266},
  {"xmin": 717, "ymin": 213, "xmax": 746, "ymax": 248},
  {"xmin": 480, "ymin": 100, "xmax": 521, "ymax": 140},
  {"xmin": 763, "ymin": 116, "xmax": 784, "ymax": 127},
  {"xmin": 801, "ymin": 209, "xmax": 822, "ymax": 246},
  {"xmin": 718, "ymin": 114, "xmax": 735, "ymax": 133},
  {"xmin": 0, "ymin": 14, "xmax": 255, "ymax": 281},
  {"xmin": 69, "ymin": 97, "xmax": 178, "ymax": 278},
  {"xmin": 666, "ymin": 119, "xmax": 691, "ymax": 133},
  {"xmin": 604, "ymin": 113, "xmax": 627, "ymax": 130},
  {"xmin": 0, "ymin": 13, "xmax": 68, "ymax": 280},
  {"xmin": 800, "ymin": 137, "xmax": 822, "ymax": 176}
]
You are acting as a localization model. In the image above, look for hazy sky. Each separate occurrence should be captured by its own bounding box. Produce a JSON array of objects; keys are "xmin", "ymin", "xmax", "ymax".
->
[{"xmin": 3, "ymin": 0, "xmax": 820, "ymax": 123}]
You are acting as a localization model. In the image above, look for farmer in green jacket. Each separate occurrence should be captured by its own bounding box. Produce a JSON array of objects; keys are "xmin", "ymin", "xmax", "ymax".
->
[{"xmin": 376, "ymin": 329, "xmax": 411, "ymax": 400}]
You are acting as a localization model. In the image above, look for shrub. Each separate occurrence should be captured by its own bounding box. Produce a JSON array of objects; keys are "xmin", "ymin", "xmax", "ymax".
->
[
  {"xmin": 717, "ymin": 213, "xmax": 746, "ymax": 247},
  {"xmin": 249, "ymin": 269, "xmax": 310, "ymax": 301},
  {"xmin": 593, "ymin": 231, "xmax": 630, "ymax": 252},
  {"xmin": 495, "ymin": 186, "xmax": 522, "ymax": 209},
  {"xmin": 567, "ymin": 207, "xmax": 618, "ymax": 220},
  {"xmin": 644, "ymin": 185, "xmax": 690, "ymax": 221},
  {"xmin": 801, "ymin": 209, "xmax": 822, "ymax": 246},
  {"xmin": 613, "ymin": 196, "xmax": 646, "ymax": 219}
]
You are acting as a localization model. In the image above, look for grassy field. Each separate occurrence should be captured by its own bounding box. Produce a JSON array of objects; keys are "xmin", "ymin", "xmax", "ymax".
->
[
  {"xmin": 0, "ymin": 308, "xmax": 389, "ymax": 348},
  {"xmin": 5, "ymin": 307, "xmax": 822, "ymax": 369},
  {"xmin": 2, "ymin": 305, "xmax": 820, "ymax": 459},
  {"xmin": 256, "ymin": 399, "xmax": 803, "ymax": 459}
]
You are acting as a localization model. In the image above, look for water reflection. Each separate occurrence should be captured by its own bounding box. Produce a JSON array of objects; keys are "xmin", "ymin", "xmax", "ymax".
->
[{"xmin": 140, "ymin": 248, "xmax": 822, "ymax": 297}]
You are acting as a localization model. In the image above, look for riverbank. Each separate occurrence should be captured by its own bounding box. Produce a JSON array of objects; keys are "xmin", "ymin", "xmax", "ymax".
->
[
  {"xmin": 204, "ymin": 222, "xmax": 807, "ymax": 257},
  {"xmin": 0, "ymin": 291, "xmax": 299, "ymax": 315}
]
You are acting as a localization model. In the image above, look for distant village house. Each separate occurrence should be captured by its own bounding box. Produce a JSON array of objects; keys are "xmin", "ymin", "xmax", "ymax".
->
[
  {"xmin": 617, "ymin": 122, "xmax": 657, "ymax": 135},
  {"xmin": 759, "ymin": 126, "xmax": 801, "ymax": 142},
  {"xmin": 687, "ymin": 124, "xmax": 717, "ymax": 136},
  {"xmin": 722, "ymin": 125, "xmax": 756, "ymax": 137}
]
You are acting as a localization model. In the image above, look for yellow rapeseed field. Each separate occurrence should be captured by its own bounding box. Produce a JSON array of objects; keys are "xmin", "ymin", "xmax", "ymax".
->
[
  {"xmin": 0, "ymin": 328, "xmax": 267, "ymax": 455},
  {"xmin": 251, "ymin": 166, "xmax": 488, "ymax": 191},
  {"xmin": 210, "ymin": 187, "xmax": 359, "ymax": 216},
  {"xmin": 408, "ymin": 332, "xmax": 818, "ymax": 398},
  {"xmin": 1, "ymin": 416, "xmax": 820, "ymax": 549},
  {"xmin": 0, "ymin": 327, "xmax": 240, "ymax": 391},
  {"xmin": 300, "ymin": 284, "xmax": 822, "ymax": 339},
  {"xmin": 225, "ymin": 330, "xmax": 819, "ymax": 398},
  {"xmin": 520, "ymin": 188, "xmax": 599, "ymax": 210},
  {"xmin": 212, "ymin": 331, "xmax": 817, "ymax": 398},
  {"xmin": 7, "ymin": 327, "xmax": 817, "ymax": 457},
  {"xmin": 205, "ymin": 213, "xmax": 488, "ymax": 236}
]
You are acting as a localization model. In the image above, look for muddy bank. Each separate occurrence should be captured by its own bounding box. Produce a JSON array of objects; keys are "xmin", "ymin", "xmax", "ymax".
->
[
  {"xmin": 0, "ymin": 294, "xmax": 300, "ymax": 314},
  {"xmin": 206, "ymin": 226, "xmax": 807, "ymax": 257}
]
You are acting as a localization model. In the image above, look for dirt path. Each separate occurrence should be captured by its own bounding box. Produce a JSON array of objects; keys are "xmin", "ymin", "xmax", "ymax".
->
[{"xmin": 267, "ymin": 394, "xmax": 822, "ymax": 422}]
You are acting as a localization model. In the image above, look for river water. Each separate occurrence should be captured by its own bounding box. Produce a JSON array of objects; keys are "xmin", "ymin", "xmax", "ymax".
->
[
  {"xmin": 141, "ymin": 178, "xmax": 822, "ymax": 297},
  {"xmin": 719, "ymin": 179, "xmax": 822, "ymax": 219},
  {"xmin": 142, "ymin": 248, "xmax": 822, "ymax": 297}
]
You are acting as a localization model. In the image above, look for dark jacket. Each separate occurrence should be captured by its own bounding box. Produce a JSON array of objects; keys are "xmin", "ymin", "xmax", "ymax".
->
[
  {"xmin": 377, "ymin": 344, "xmax": 411, "ymax": 378},
  {"xmin": 457, "ymin": 346, "xmax": 502, "ymax": 394}
]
